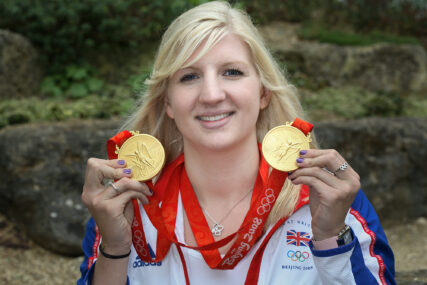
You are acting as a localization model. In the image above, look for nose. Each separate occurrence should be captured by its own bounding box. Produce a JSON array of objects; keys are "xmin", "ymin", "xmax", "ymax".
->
[{"xmin": 198, "ymin": 71, "xmax": 226, "ymax": 105}]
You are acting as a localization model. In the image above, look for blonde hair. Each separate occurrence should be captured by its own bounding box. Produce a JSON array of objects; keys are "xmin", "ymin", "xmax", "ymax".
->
[{"xmin": 122, "ymin": 1, "xmax": 313, "ymax": 227}]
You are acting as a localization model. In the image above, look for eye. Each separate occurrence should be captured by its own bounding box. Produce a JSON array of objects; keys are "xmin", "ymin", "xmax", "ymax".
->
[
  {"xmin": 224, "ymin": 68, "xmax": 243, "ymax": 77},
  {"xmin": 180, "ymin": 73, "xmax": 198, "ymax": 82}
]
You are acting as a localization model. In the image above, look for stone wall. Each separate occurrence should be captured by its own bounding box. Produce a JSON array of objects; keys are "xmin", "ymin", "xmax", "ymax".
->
[
  {"xmin": 0, "ymin": 30, "xmax": 43, "ymax": 99},
  {"xmin": 316, "ymin": 117, "xmax": 427, "ymax": 225},
  {"xmin": 0, "ymin": 117, "xmax": 425, "ymax": 255},
  {"xmin": 260, "ymin": 22, "xmax": 427, "ymax": 94},
  {"xmin": 0, "ymin": 119, "xmax": 121, "ymax": 255}
]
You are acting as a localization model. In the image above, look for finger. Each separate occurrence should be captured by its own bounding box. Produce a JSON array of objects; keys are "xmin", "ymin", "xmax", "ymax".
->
[
  {"xmin": 289, "ymin": 166, "xmax": 345, "ymax": 189},
  {"xmin": 104, "ymin": 177, "xmax": 153, "ymax": 199},
  {"xmin": 84, "ymin": 158, "xmax": 131, "ymax": 190},
  {"xmin": 104, "ymin": 159, "xmax": 128, "ymax": 169},
  {"xmin": 291, "ymin": 169, "xmax": 360, "ymax": 204},
  {"xmin": 112, "ymin": 190, "xmax": 150, "ymax": 208},
  {"xmin": 297, "ymin": 149, "xmax": 358, "ymax": 180},
  {"xmin": 290, "ymin": 172, "xmax": 335, "ymax": 198},
  {"xmin": 124, "ymin": 200, "xmax": 135, "ymax": 225}
]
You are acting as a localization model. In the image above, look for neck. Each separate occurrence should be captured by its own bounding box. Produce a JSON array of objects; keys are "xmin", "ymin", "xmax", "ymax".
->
[{"xmin": 183, "ymin": 136, "xmax": 260, "ymax": 207}]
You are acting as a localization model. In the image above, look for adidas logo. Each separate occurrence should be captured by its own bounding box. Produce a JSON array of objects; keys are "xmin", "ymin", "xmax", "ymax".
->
[{"xmin": 132, "ymin": 243, "xmax": 162, "ymax": 268}]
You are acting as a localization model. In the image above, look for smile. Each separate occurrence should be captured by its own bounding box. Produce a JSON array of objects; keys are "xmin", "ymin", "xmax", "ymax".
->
[{"xmin": 197, "ymin": 112, "xmax": 234, "ymax": 122}]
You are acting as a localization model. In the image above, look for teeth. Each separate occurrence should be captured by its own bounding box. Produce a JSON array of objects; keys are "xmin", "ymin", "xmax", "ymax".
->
[{"xmin": 199, "ymin": 113, "xmax": 231, "ymax": 121}]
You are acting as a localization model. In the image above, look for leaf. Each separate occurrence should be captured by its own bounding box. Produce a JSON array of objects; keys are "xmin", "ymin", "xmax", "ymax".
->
[
  {"xmin": 40, "ymin": 77, "xmax": 62, "ymax": 97},
  {"xmin": 67, "ymin": 83, "xmax": 88, "ymax": 98},
  {"xmin": 87, "ymin": 78, "xmax": 104, "ymax": 92},
  {"xmin": 66, "ymin": 65, "xmax": 88, "ymax": 80}
]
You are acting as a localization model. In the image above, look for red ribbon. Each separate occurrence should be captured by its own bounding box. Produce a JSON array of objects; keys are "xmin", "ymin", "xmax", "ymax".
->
[{"xmin": 106, "ymin": 118, "xmax": 313, "ymax": 271}]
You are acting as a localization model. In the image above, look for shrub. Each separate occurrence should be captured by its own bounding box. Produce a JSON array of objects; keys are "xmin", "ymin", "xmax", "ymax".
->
[
  {"xmin": 301, "ymin": 87, "xmax": 404, "ymax": 121},
  {"xmin": 0, "ymin": 95, "xmax": 134, "ymax": 128},
  {"xmin": 41, "ymin": 64, "xmax": 104, "ymax": 99},
  {"xmin": 0, "ymin": 0, "xmax": 207, "ymax": 72},
  {"xmin": 321, "ymin": 0, "xmax": 426, "ymax": 37},
  {"xmin": 240, "ymin": 0, "xmax": 316, "ymax": 24},
  {"xmin": 299, "ymin": 24, "xmax": 420, "ymax": 46}
]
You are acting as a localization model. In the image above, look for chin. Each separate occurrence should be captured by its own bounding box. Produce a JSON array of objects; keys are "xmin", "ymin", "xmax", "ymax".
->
[{"xmin": 190, "ymin": 134, "xmax": 251, "ymax": 153}]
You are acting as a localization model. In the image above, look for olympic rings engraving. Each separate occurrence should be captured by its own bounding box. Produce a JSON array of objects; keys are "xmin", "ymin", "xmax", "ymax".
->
[
  {"xmin": 287, "ymin": 250, "xmax": 310, "ymax": 262},
  {"xmin": 257, "ymin": 188, "xmax": 276, "ymax": 215},
  {"xmin": 133, "ymin": 229, "xmax": 148, "ymax": 257}
]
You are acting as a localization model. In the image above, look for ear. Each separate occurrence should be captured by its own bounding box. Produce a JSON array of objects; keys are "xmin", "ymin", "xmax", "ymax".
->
[
  {"xmin": 164, "ymin": 95, "xmax": 174, "ymax": 119},
  {"xmin": 259, "ymin": 86, "xmax": 271, "ymax": 110}
]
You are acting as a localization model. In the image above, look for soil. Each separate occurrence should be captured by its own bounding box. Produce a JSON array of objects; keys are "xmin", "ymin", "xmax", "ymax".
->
[{"xmin": 1, "ymin": 213, "xmax": 426, "ymax": 284}]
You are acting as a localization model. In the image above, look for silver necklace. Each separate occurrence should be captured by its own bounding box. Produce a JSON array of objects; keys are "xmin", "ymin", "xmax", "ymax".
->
[{"xmin": 200, "ymin": 189, "xmax": 253, "ymax": 237}]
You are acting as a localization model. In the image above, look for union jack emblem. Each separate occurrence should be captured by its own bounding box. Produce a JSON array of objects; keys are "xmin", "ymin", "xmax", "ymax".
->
[{"xmin": 286, "ymin": 230, "xmax": 311, "ymax": 247}]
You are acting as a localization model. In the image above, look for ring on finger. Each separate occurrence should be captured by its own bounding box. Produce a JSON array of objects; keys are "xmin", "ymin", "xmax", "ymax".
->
[
  {"xmin": 322, "ymin": 167, "xmax": 335, "ymax": 175},
  {"xmin": 107, "ymin": 181, "xmax": 121, "ymax": 193},
  {"xmin": 334, "ymin": 162, "xmax": 348, "ymax": 174}
]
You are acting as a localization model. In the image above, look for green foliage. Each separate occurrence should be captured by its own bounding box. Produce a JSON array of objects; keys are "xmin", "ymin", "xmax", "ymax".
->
[
  {"xmin": 240, "ymin": 0, "xmax": 425, "ymax": 39},
  {"xmin": 402, "ymin": 94, "xmax": 427, "ymax": 117},
  {"xmin": 0, "ymin": 0, "xmax": 207, "ymax": 72},
  {"xmin": 302, "ymin": 87, "xmax": 375, "ymax": 120},
  {"xmin": 318, "ymin": 0, "xmax": 426, "ymax": 38},
  {"xmin": 128, "ymin": 66, "xmax": 153, "ymax": 95},
  {"xmin": 0, "ymin": 94, "xmax": 134, "ymax": 129},
  {"xmin": 41, "ymin": 64, "xmax": 104, "ymax": 99},
  {"xmin": 301, "ymin": 87, "xmax": 405, "ymax": 121},
  {"xmin": 343, "ymin": 0, "xmax": 426, "ymax": 37},
  {"xmin": 364, "ymin": 91, "xmax": 403, "ymax": 117},
  {"xmin": 239, "ymin": 0, "xmax": 315, "ymax": 24},
  {"xmin": 299, "ymin": 24, "xmax": 421, "ymax": 46}
]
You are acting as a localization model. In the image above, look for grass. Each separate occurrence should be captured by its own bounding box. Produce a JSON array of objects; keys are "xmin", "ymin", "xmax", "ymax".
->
[
  {"xmin": 299, "ymin": 23, "xmax": 421, "ymax": 46},
  {"xmin": 0, "ymin": 90, "xmax": 135, "ymax": 129},
  {"xmin": 300, "ymin": 87, "xmax": 426, "ymax": 122}
]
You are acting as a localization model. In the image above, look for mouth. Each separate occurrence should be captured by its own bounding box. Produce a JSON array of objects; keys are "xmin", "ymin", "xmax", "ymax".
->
[{"xmin": 196, "ymin": 112, "xmax": 234, "ymax": 122}]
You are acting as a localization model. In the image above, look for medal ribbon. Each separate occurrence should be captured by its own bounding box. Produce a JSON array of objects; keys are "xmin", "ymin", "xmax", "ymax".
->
[{"xmin": 106, "ymin": 118, "xmax": 313, "ymax": 270}]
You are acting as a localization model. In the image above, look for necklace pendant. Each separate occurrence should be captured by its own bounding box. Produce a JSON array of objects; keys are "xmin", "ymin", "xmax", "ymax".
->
[{"xmin": 211, "ymin": 223, "xmax": 224, "ymax": 236}]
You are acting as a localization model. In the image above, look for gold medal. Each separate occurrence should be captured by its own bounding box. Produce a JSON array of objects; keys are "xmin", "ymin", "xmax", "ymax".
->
[
  {"xmin": 117, "ymin": 133, "xmax": 165, "ymax": 181},
  {"xmin": 262, "ymin": 122, "xmax": 311, "ymax": 172}
]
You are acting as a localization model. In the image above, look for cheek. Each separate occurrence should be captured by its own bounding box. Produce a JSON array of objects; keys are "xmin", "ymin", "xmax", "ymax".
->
[{"xmin": 165, "ymin": 94, "xmax": 191, "ymax": 122}]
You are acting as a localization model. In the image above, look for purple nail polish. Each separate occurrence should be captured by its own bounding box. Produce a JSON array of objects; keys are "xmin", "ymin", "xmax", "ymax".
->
[
  {"xmin": 297, "ymin": 158, "xmax": 304, "ymax": 163},
  {"xmin": 123, "ymin": 168, "xmax": 132, "ymax": 174},
  {"xmin": 118, "ymin": 160, "xmax": 125, "ymax": 165},
  {"xmin": 300, "ymin": 150, "xmax": 307, "ymax": 155},
  {"xmin": 149, "ymin": 188, "xmax": 153, "ymax": 194}
]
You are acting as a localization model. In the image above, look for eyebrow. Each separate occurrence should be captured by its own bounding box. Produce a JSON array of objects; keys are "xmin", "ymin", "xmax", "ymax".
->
[
  {"xmin": 220, "ymin": 61, "xmax": 250, "ymax": 67},
  {"xmin": 181, "ymin": 61, "xmax": 251, "ymax": 72}
]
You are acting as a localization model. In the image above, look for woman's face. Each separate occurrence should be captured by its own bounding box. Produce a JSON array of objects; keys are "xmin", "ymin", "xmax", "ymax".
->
[{"xmin": 166, "ymin": 33, "xmax": 270, "ymax": 151}]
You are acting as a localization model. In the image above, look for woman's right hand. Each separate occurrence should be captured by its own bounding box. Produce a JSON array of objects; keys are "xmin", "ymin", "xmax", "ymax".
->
[{"xmin": 81, "ymin": 158, "xmax": 153, "ymax": 255}]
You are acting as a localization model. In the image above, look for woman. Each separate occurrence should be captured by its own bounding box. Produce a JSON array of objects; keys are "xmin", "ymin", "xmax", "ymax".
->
[{"xmin": 78, "ymin": 2, "xmax": 395, "ymax": 284}]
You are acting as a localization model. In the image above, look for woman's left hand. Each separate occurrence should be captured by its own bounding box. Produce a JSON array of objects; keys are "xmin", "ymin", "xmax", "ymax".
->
[{"xmin": 288, "ymin": 149, "xmax": 361, "ymax": 241}]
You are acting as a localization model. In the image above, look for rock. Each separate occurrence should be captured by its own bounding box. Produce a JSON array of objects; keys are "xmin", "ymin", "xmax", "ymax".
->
[
  {"xmin": 0, "ymin": 117, "xmax": 426, "ymax": 255},
  {"xmin": 0, "ymin": 119, "xmax": 121, "ymax": 255},
  {"xmin": 260, "ymin": 23, "xmax": 427, "ymax": 94},
  {"xmin": 316, "ymin": 117, "xmax": 427, "ymax": 226},
  {"xmin": 0, "ymin": 29, "xmax": 43, "ymax": 99}
]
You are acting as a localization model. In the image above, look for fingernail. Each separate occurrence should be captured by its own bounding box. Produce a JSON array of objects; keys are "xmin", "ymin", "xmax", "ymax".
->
[
  {"xmin": 123, "ymin": 168, "xmax": 132, "ymax": 174},
  {"xmin": 118, "ymin": 160, "xmax": 126, "ymax": 165},
  {"xmin": 300, "ymin": 150, "xmax": 307, "ymax": 155},
  {"xmin": 288, "ymin": 172, "xmax": 293, "ymax": 175},
  {"xmin": 297, "ymin": 158, "xmax": 304, "ymax": 163},
  {"xmin": 149, "ymin": 188, "xmax": 153, "ymax": 194}
]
